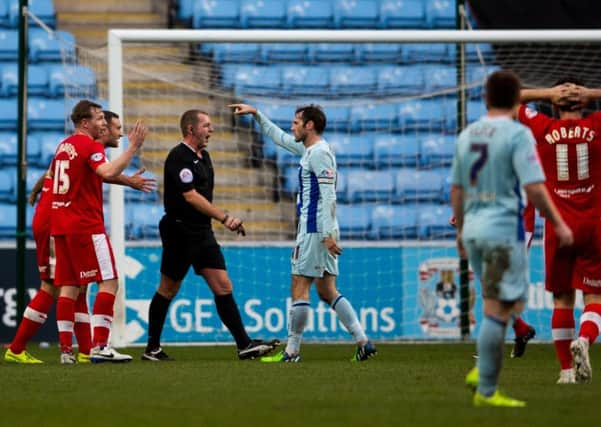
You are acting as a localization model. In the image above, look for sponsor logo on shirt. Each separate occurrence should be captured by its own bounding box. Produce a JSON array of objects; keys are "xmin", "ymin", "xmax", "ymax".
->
[
  {"xmin": 179, "ymin": 168, "xmax": 193, "ymax": 183},
  {"xmin": 583, "ymin": 276, "xmax": 601, "ymax": 287}
]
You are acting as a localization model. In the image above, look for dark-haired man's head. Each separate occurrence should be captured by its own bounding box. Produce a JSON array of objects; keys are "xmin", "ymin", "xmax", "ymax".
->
[
  {"xmin": 101, "ymin": 110, "xmax": 122, "ymax": 148},
  {"xmin": 553, "ymin": 76, "xmax": 586, "ymax": 112},
  {"xmin": 291, "ymin": 104, "xmax": 326, "ymax": 143},
  {"xmin": 485, "ymin": 70, "xmax": 521, "ymax": 111}
]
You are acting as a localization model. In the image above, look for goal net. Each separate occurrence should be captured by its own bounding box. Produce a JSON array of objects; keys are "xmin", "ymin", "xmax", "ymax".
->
[{"xmin": 38, "ymin": 27, "xmax": 601, "ymax": 345}]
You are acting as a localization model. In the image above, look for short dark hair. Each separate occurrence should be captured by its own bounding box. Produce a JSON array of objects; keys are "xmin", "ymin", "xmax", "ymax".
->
[
  {"xmin": 103, "ymin": 110, "xmax": 120, "ymax": 124},
  {"xmin": 180, "ymin": 109, "xmax": 209, "ymax": 137},
  {"xmin": 295, "ymin": 104, "xmax": 326, "ymax": 134},
  {"xmin": 485, "ymin": 70, "xmax": 521, "ymax": 110},
  {"xmin": 554, "ymin": 76, "xmax": 586, "ymax": 112},
  {"xmin": 71, "ymin": 100, "xmax": 102, "ymax": 126}
]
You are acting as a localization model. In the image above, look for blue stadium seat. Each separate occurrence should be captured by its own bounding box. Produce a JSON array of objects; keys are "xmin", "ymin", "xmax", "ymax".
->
[
  {"xmin": 423, "ymin": 64, "xmax": 456, "ymax": 92},
  {"xmin": 377, "ymin": 65, "xmax": 425, "ymax": 96},
  {"xmin": 281, "ymin": 65, "xmax": 329, "ymax": 96},
  {"xmin": 35, "ymin": 131, "xmax": 62, "ymax": 165},
  {"xmin": 240, "ymin": 0, "xmax": 286, "ymax": 28},
  {"xmin": 177, "ymin": 0, "xmax": 195, "ymax": 22},
  {"xmin": 26, "ymin": 166, "xmax": 47, "ymax": 194},
  {"xmin": 351, "ymin": 103, "xmax": 397, "ymax": 132},
  {"xmin": 282, "ymin": 165, "xmax": 299, "ymax": 195},
  {"xmin": 0, "ymin": 131, "xmax": 16, "ymax": 165},
  {"xmin": 398, "ymin": 98, "xmax": 450, "ymax": 131},
  {"xmin": 0, "ymin": 168, "xmax": 14, "ymax": 201},
  {"xmin": 418, "ymin": 203, "xmax": 455, "ymax": 239},
  {"xmin": 380, "ymin": 0, "xmax": 426, "ymax": 28},
  {"xmin": 419, "ymin": 133, "xmax": 455, "ymax": 167},
  {"xmin": 403, "ymin": 43, "xmax": 450, "ymax": 63},
  {"xmin": 426, "ymin": 0, "xmax": 455, "ymax": 28},
  {"xmin": 234, "ymin": 66, "xmax": 281, "ymax": 95},
  {"xmin": 394, "ymin": 168, "xmax": 443, "ymax": 203},
  {"xmin": 117, "ymin": 136, "xmax": 141, "ymax": 169},
  {"xmin": 334, "ymin": 0, "xmax": 378, "ymax": 28},
  {"xmin": 432, "ymin": 167, "xmax": 452, "ymax": 202},
  {"xmin": 0, "ymin": 202, "xmax": 15, "ymax": 237},
  {"xmin": 0, "ymin": 0, "xmax": 8, "ymax": 27},
  {"xmin": 205, "ymin": 43, "xmax": 260, "ymax": 63},
  {"xmin": 335, "ymin": 168, "xmax": 347, "ymax": 201},
  {"xmin": 337, "ymin": 204, "xmax": 372, "ymax": 239},
  {"xmin": 8, "ymin": 0, "xmax": 56, "ymax": 28},
  {"xmin": 275, "ymin": 144, "xmax": 297, "ymax": 167},
  {"xmin": 328, "ymin": 133, "xmax": 373, "ymax": 167},
  {"xmin": 534, "ymin": 210, "xmax": 544, "ymax": 238},
  {"xmin": 371, "ymin": 204, "xmax": 419, "ymax": 239},
  {"xmin": 465, "ymin": 43, "xmax": 494, "ymax": 62},
  {"xmin": 329, "ymin": 66, "xmax": 377, "ymax": 95},
  {"xmin": 124, "ymin": 167, "xmax": 159, "ymax": 202},
  {"xmin": 127, "ymin": 202, "xmax": 163, "ymax": 240},
  {"xmin": 29, "ymin": 29, "xmax": 75, "ymax": 62},
  {"xmin": 467, "ymin": 64, "xmax": 499, "ymax": 97},
  {"xmin": 358, "ymin": 43, "xmax": 402, "ymax": 62},
  {"xmin": 25, "ymin": 132, "xmax": 43, "ymax": 166},
  {"xmin": 345, "ymin": 168, "xmax": 394, "ymax": 202},
  {"xmin": 0, "ymin": 98, "xmax": 16, "ymax": 129},
  {"xmin": 254, "ymin": 101, "xmax": 296, "ymax": 130},
  {"xmin": 47, "ymin": 64, "xmax": 97, "ymax": 98},
  {"xmin": 287, "ymin": 0, "xmax": 334, "ymax": 28},
  {"xmin": 467, "ymin": 99, "xmax": 486, "ymax": 124},
  {"xmin": 308, "ymin": 43, "xmax": 355, "ymax": 62},
  {"xmin": 324, "ymin": 104, "xmax": 351, "ymax": 132},
  {"xmin": 193, "ymin": 0, "xmax": 240, "ymax": 28},
  {"xmin": 28, "ymin": 98, "xmax": 66, "ymax": 130},
  {"xmin": 373, "ymin": 134, "xmax": 419, "ymax": 167},
  {"xmin": 0, "ymin": 64, "xmax": 48, "ymax": 97},
  {"xmin": 0, "ymin": 29, "xmax": 17, "ymax": 60},
  {"xmin": 261, "ymin": 43, "xmax": 307, "ymax": 62}
]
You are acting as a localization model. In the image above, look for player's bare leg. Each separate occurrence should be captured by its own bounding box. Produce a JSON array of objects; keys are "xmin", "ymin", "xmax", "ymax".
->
[
  {"xmin": 553, "ymin": 291, "xmax": 576, "ymax": 383},
  {"xmin": 571, "ymin": 293, "xmax": 601, "ymax": 383}
]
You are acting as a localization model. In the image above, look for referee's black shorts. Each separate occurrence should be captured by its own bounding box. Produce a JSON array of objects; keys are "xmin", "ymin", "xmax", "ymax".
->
[{"xmin": 159, "ymin": 215, "xmax": 226, "ymax": 281}]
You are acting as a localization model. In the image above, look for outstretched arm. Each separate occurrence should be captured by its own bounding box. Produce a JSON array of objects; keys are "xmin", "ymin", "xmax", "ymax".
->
[
  {"xmin": 104, "ymin": 167, "xmax": 157, "ymax": 193},
  {"xmin": 228, "ymin": 103, "xmax": 304, "ymax": 156}
]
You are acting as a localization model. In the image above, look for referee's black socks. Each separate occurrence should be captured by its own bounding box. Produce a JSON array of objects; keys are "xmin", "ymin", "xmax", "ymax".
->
[
  {"xmin": 147, "ymin": 292, "xmax": 172, "ymax": 351},
  {"xmin": 215, "ymin": 293, "xmax": 251, "ymax": 349}
]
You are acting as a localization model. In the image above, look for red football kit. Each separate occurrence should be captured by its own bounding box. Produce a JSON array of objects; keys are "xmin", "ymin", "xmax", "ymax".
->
[
  {"xmin": 50, "ymin": 133, "xmax": 117, "ymax": 286},
  {"xmin": 32, "ymin": 175, "xmax": 54, "ymax": 280},
  {"xmin": 519, "ymin": 104, "xmax": 601, "ymax": 294}
]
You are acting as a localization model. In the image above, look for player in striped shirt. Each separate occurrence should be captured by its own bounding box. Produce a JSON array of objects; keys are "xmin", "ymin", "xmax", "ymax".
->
[{"xmin": 230, "ymin": 102, "xmax": 376, "ymax": 362}]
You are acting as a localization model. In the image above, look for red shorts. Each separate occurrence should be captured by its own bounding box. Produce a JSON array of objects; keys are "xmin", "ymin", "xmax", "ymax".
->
[
  {"xmin": 53, "ymin": 233, "xmax": 118, "ymax": 286},
  {"xmin": 545, "ymin": 218, "xmax": 601, "ymax": 294},
  {"xmin": 32, "ymin": 210, "xmax": 53, "ymax": 281}
]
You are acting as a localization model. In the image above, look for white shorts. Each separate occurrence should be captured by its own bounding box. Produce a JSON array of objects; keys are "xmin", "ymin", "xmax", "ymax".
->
[{"xmin": 291, "ymin": 231, "xmax": 339, "ymax": 278}]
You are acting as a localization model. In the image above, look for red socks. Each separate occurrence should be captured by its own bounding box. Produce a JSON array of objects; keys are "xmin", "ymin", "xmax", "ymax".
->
[
  {"xmin": 579, "ymin": 303, "xmax": 601, "ymax": 344},
  {"xmin": 91, "ymin": 292, "xmax": 115, "ymax": 348},
  {"xmin": 9, "ymin": 288, "xmax": 54, "ymax": 354},
  {"xmin": 74, "ymin": 291, "xmax": 92, "ymax": 355},
  {"xmin": 552, "ymin": 308, "xmax": 575, "ymax": 370},
  {"xmin": 56, "ymin": 296, "xmax": 76, "ymax": 354},
  {"xmin": 512, "ymin": 316, "xmax": 531, "ymax": 337}
]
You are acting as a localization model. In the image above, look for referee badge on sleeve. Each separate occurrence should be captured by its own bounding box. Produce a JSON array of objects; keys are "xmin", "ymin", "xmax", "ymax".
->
[{"xmin": 179, "ymin": 168, "xmax": 193, "ymax": 183}]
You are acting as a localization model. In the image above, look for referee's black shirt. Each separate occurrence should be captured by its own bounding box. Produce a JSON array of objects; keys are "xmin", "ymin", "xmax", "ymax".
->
[{"xmin": 163, "ymin": 142, "xmax": 214, "ymax": 229}]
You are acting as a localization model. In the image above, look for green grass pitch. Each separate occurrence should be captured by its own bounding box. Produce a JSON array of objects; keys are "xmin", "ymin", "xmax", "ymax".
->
[{"xmin": 0, "ymin": 343, "xmax": 597, "ymax": 427}]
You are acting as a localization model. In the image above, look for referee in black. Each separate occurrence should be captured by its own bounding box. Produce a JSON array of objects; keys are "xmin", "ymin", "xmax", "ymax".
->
[{"xmin": 142, "ymin": 109, "xmax": 279, "ymax": 361}]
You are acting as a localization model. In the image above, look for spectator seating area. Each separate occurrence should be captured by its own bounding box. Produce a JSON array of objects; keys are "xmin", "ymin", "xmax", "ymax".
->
[{"xmin": 177, "ymin": 0, "xmax": 501, "ymax": 240}]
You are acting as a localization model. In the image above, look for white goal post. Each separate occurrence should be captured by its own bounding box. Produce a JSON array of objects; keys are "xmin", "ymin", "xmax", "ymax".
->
[{"xmin": 106, "ymin": 29, "xmax": 601, "ymax": 346}]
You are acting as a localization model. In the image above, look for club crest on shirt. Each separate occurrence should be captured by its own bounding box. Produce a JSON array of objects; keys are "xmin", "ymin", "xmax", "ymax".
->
[
  {"xmin": 90, "ymin": 152, "xmax": 104, "ymax": 162},
  {"xmin": 525, "ymin": 107, "xmax": 538, "ymax": 119},
  {"xmin": 179, "ymin": 168, "xmax": 193, "ymax": 183}
]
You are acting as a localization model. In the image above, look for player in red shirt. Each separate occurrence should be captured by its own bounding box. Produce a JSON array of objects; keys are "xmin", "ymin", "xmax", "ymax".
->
[
  {"xmin": 519, "ymin": 78, "xmax": 601, "ymax": 383},
  {"xmin": 51, "ymin": 100, "xmax": 146, "ymax": 364},
  {"xmin": 4, "ymin": 109, "xmax": 154, "ymax": 364}
]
